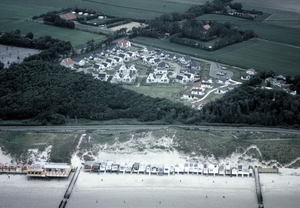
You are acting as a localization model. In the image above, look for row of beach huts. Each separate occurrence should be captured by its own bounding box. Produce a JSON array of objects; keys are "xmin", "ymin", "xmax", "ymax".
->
[
  {"xmin": 0, "ymin": 162, "xmax": 73, "ymax": 178},
  {"xmin": 84, "ymin": 161, "xmax": 254, "ymax": 177}
]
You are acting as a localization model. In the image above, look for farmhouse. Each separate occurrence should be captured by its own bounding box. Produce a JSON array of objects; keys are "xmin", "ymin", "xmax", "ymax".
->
[
  {"xmin": 117, "ymin": 39, "xmax": 131, "ymax": 48},
  {"xmin": 203, "ymin": 24, "xmax": 211, "ymax": 30},
  {"xmin": 60, "ymin": 58, "xmax": 74, "ymax": 68},
  {"xmin": 59, "ymin": 12, "xmax": 77, "ymax": 21}
]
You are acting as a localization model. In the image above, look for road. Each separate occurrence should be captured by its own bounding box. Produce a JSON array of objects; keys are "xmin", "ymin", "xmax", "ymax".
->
[{"xmin": 1, "ymin": 125, "xmax": 300, "ymax": 135}]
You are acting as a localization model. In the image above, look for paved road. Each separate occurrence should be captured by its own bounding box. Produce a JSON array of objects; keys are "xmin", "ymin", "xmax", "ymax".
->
[{"xmin": 1, "ymin": 125, "xmax": 300, "ymax": 135}]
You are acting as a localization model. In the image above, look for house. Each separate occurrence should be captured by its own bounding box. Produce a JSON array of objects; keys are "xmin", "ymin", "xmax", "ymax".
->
[
  {"xmin": 59, "ymin": 12, "xmax": 77, "ymax": 21},
  {"xmin": 111, "ymin": 72, "xmax": 123, "ymax": 83},
  {"xmin": 119, "ymin": 53, "xmax": 130, "ymax": 61},
  {"xmin": 113, "ymin": 56, "xmax": 123, "ymax": 64},
  {"xmin": 158, "ymin": 73, "xmax": 169, "ymax": 83},
  {"xmin": 144, "ymin": 46, "xmax": 155, "ymax": 54},
  {"xmin": 228, "ymin": 84, "xmax": 238, "ymax": 90},
  {"xmin": 246, "ymin": 68, "xmax": 256, "ymax": 75},
  {"xmin": 127, "ymin": 51, "xmax": 137, "ymax": 59},
  {"xmin": 106, "ymin": 58, "xmax": 117, "ymax": 66},
  {"xmin": 128, "ymin": 65, "xmax": 137, "ymax": 74},
  {"xmin": 122, "ymin": 73, "xmax": 135, "ymax": 83},
  {"xmin": 118, "ymin": 64, "xmax": 127, "ymax": 73},
  {"xmin": 180, "ymin": 55, "xmax": 191, "ymax": 64},
  {"xmin": 182, "ymin": 92, "xmax": 195, "ymax": 100},
  {"xmin": 224, "ymin": 5, "xmax": 236, "ymax": 15},
  {"xmin": 143, "ymin": 56, "xmax": 155, "ymax": 65},
  {"xmin": 146, "ymin": 73, "xmax": 157, "ymax": 83},
  {"xmin": 117, "ymin": 39, "xmax": 131, "ymax": 48},
  {"xmin": 192, "ymin": 82, "xmax": 202, "ymax": 89},
  {"xmin": 189, "ymin": 61, "xmax": 199, "ymax": 70},
  {"xmin": 191, "ymin": 88, "xmax": 204, "ymax": 95},
  {"xmin": 102, "ymin": 61, "xmax": 111, "ymax": 69},
  {"xmin": 152, "ymin": 58, "xmax": 161, "ymax": 66},
  {"xmin": 201, "ymin": 78, "xmax": 213, "ymax": 89},
  {"xmin": 192, "ymin": 101, "xmax": 204, "ymax": 110},
  {"xmin": 184, "ymin": 72, "xmax": 195, "ymax": 82},
  {"xmin": 155, "ymin": 68, "xmax": 168, "ymax": 75},
  {"xmin": 157, "ymin": 61, "xmax": 169, "ymax": 69},
  {"xmin": 175, "ymin": 75, "xmax": 189, "ymax": 84},
  {"xmin": 216, "ymin": 87, "xmax": 228, "ymax": 94},
  {"xmin": 60, "ymin": 58, "xmax": 74, "ymax": 68},
  {"xmin": 98, "ymin": 72, "xmax": 108, "ymax": 81},
  {"xmin": 203, "ymin": 24, "xmax": 211, "ymax": 30},
  {"xmin": 241, "ymin": 74, "xmax": 250, "ymax": 80},
  {"xmin": 217, "ymin": 77, "xmax": 228, "ymax": 84}
]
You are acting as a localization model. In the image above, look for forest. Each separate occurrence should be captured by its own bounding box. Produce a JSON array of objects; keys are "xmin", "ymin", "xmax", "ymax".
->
[
  {"xmin": 201, "ymin": 76, "xmax": 300, "ymax": 127},
  {"xmin": 0, "ymin": 60, "xmax": 199, "ymax": 125}
]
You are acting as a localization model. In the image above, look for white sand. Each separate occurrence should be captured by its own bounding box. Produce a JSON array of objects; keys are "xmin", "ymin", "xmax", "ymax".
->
[
  {"xmin": 0, "ymin": 174, "xmax": 69, "ymax": 208},
  {"xmin": 0, "ymin": 147, "xmax": 12, "ymax": 163},
  {"xmin": 68, "ymin": 173, "xmax": 257, "ymax": 208},
  {"xmin": 260, "ymin": 168, "xmax": 300, "ymax": 208}
]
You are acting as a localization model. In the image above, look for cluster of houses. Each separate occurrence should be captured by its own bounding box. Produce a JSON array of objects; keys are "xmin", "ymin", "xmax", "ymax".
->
[
  {"xmin": 0, "ymin": 162, "xmax": 72, "ymax": 178},
  {"xmin": 83, "ymin": 160, "xmax": 253, "ymax": 177},
  {"xmin": 265, "ymin": 75, "xmax": 297, "ymax": 95}
]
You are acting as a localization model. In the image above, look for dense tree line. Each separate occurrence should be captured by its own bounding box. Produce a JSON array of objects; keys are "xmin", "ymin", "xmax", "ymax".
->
[
  {"xmin": 0, "ymin": 30, "xmax": 73, "ymax": 62},
  {"xmin": 201, "ymin": 76, "xmax": 300, "ymax": 127},
  {"xmin": 0, "ymin": 60, "xmax": 199, "ymax": 125},
  {"xmin": 43, "ymin": 12, "xmax": 75, "ymax": 29}
]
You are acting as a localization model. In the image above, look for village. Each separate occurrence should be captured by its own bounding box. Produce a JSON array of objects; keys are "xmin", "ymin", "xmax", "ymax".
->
[{"xmin": 60, "ymin": 39, "xmax": 262, "ymax": 110}]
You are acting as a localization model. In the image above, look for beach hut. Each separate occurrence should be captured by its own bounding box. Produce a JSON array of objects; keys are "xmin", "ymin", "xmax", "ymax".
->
[
  {"xmin": 3, "ymin": 163, "xmax": 9, "ymax": 172},
  {"xmin": 9, "ymin": 163, "xmax": 16, "ymax": 172},
  {"xmin": 22, "ymin": 164, "xmax": 30, "ymax": 173},
  {"xmin": 92, "ymin": 162, "xmax": 101, "ymax": 172},
  {"xmin": 0, "ymin": 162, "xmax": 3, "ymax": 172},
  {"xmin": 138, "ymin": 163, "xmax": 146, "ymax": 174},
  {"xmin": 225, "ymin": 165, "xmax": 231, "ymax": 175},
  {"xmin": 100, "ymin": 161, "xmax": 107, "ymax": 172},
  {"xmin": 111, "ymin": 163, "xmax": 120, "ymax": 172},
  {"xmin": 84, "ymin": 161, "xmax": 93, "ymax": 172},
  {"xmin": 16, "ymin": 163, "xmax": 23, "ymax": 172},
  {"xmin": 231, "ymin": 166, "xmax": 238, "ymax": 177},
  {"xmin": 132, "ymin": 162, "xmax": 140, "ymax": 174},
  {"xmin": 218, "ymin": 164, "xmax": 225, "ymax": 176}
]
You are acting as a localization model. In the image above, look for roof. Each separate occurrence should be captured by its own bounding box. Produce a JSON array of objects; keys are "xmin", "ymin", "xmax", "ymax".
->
[
  {"xmin": 193, "ymin": 83, "xmax": 202, "ymax": 88},
  {"xmin": 203, "ymin": 24, "xmax": 211, "ymax": 30},
  {"xmin": 176, "ymin": 75, "xmax": 183, "ymax": 80},
  {"xmin": 59, "ymin": 12, "xmax": 77, "ymax": 21},
  {"xmin": 62, "ymin": 58, "xmax": 74, "ymax": 66},
  {"xmin": 117, "ymin": 39, "xmax": 130, "ymax": 47}
]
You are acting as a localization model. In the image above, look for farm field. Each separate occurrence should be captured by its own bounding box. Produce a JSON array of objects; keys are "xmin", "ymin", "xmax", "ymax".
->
[
  {"xmin": 132, "ymin": 37, "xmax": 300, "ymax": 76},
  {"xmin": 197, "ymin": 14, "xmax": 300, "ymax": 47}
]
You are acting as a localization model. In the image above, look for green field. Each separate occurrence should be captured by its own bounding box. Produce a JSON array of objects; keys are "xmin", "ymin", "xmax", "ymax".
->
[
  {"xmin": 132, "ymin": 37, "xmax": 300, "ymax": 76},
  {"xmin": 197, "ymin": 14, "xmax": 300, "ymax": 46}
]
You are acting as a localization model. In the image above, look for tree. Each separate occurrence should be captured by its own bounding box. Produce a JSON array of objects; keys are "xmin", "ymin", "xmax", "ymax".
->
[{"xmin": 26, "ymin": 32, "xmax": 34, "ymax": 40}]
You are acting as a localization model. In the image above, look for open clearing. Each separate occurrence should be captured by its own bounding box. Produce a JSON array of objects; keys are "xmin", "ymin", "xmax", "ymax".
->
[
  {"xmin": 109, "ymin": 22, "xmax": 143, "ymax": 31},
  {"xmin": 0, "ymin": 45, "xmax": 40, "ymax": 68}
]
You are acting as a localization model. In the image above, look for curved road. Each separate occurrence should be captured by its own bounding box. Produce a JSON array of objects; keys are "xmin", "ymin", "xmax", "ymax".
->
[{"xmin": 1, "ymin": 125, "xmax": 300, "ymax": 135}]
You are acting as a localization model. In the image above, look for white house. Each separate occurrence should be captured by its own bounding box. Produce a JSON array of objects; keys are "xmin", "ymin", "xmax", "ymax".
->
[
  {"xmin": 117, "ymin": 39, "xmax": 131, "ymax": 48},
  {"xmin": 146, "ymin": 73, "xmax": 157, "ymax": 83},
  {"xmin": 60, "ymin": 58, "xmax": 74, "ymax": 68},
  {"xmin": 246, "ymin": 68, "xmax": 256, "ymax": 75},
  {"xmin": 154, "ymin": 68, "xmax": 168, "ymax": 75},
  {"xmin": 158, "ymin": 73, "xmax": 169, "ymax": 83},
  {"xmin": 191, "ymin": 101, "xmax": 204, "ymax": 110},
  {"xmin": 175, "ymin": 75, "xmax": 189, "ymax": 84},
  {"xmin": 98, "ymin": 72, "xmax": 108, "ymax": 81},
  {"xmin": 128, "ymin": 65, "xmax": 137, "ymax": 74}
]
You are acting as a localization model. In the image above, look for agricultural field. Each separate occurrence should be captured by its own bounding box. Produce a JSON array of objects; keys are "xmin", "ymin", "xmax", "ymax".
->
[
  {"xmin": 197, "ymin": 14, "xmax": 300, "ymax": 47},
  {"xmin": 132, "ymin": 37, "xmax": 300, "ymax": 76}
]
